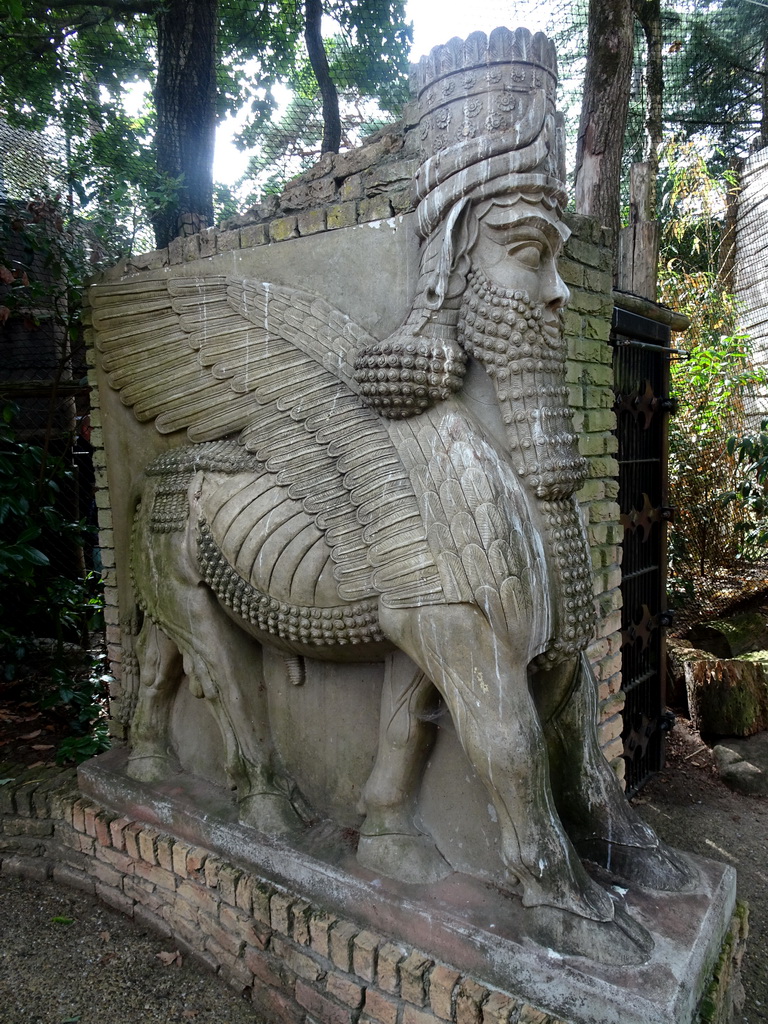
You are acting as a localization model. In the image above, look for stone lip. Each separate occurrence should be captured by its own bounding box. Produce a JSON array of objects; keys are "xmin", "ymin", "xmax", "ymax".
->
[{"xmin": 80, "ymin": 748, "xmax": 736, "ymax": 1024}]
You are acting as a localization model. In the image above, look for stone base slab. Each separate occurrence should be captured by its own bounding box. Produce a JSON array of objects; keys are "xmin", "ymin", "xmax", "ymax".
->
[{"xmin": 80, "ymin": 748, "xmax": 737, "ymax": 1024}]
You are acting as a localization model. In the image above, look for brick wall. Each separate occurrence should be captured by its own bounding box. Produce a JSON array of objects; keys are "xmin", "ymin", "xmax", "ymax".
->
[{"xmin": 0, "ymin": 767, "xmax": 569, "ymax": 1024}]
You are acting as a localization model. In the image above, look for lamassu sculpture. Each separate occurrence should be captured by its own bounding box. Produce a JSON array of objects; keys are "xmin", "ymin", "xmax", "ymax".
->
[{"xmin": 90, "ymin": 27, "xmax": 693, "ymax": 964}]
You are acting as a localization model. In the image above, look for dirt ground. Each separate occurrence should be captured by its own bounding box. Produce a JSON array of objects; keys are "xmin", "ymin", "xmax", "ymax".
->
[
  {"xmin": 0, "ymin": 714, "xmax": 765, "ymax": 1023},
  {"xmin": 636, "ymin": 720, "xmax": 768, "ymax": 1022}
]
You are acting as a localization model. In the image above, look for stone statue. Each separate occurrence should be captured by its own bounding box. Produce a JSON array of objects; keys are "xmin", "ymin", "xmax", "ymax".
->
[{"xmin": 90, "ymin": 28, "xmax": 692, "ymax": 963}]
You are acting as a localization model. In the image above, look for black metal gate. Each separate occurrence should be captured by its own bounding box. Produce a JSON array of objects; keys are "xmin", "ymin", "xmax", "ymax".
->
[{"xmin": 612, "ymin": 305, "xmax": 677, "ymax": 794}]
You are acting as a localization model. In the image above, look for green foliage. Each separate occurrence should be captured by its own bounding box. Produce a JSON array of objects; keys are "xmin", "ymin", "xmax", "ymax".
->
[
  {"xmin": 723, "ymin": 420, "xmax": 768, "ymax": 554},
  {"xmin": 658, "ymin": 141, "xmax": 768, "ymax": 615},
  {"xmin": 0, "ymin": 0, "xmax": 411, "ymax": 247}
]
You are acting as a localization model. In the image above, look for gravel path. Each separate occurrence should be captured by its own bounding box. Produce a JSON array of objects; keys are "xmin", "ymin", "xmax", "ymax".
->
[{"xmin": 0, "ymin": 722, "xmax": 764, "ymax": 1024}]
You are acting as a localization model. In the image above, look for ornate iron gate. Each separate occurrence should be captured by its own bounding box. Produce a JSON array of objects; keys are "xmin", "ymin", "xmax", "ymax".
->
[{"xmin": 612, "ymin": 305, "xmax": 678, "ymax": 794}]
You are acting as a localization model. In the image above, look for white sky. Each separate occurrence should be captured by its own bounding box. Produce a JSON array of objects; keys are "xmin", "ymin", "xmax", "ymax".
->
[{"xmin": 212, "ymin": 0, "xmax": 549, "ymax": 185}]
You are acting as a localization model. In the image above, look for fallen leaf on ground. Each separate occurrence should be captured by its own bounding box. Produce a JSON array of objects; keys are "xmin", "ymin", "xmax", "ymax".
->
[
  {"xmin": 182, "ymin": 1011, "xmax": 200, "ymax": 1019},
  {"xmin": 99, "ymin": 931, "xmax": 111, "ymax": 942},
  {"xmin": 19, "ymin": 730, "xmax": 42, "ymax": 740},
  {"xmin": 31, "ymin": 744, "xmax": 54, "ymax": 751},
  {"xmin": 156, "ymin": 950, "xmax": 183, "ymax": 966}
]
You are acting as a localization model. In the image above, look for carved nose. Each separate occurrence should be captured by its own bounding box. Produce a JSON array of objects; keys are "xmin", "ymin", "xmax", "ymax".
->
[{"xmin": 545, "ymin": 272, "xmax": 570, "ymax": 310}]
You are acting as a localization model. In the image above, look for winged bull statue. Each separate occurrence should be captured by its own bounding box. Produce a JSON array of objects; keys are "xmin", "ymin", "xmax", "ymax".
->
[{"xmin": 90, "ymin": 28, "xmax": 694, "ymax": 963}]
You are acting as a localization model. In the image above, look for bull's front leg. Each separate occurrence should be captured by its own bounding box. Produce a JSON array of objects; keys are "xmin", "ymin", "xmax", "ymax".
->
[
  {"xmin": 378, "ymin": 602, "xmax": 654, "ymax": 964},
  {"xmin": 128, "ymin": 616, "xmax": 183, "ymax": 781}
]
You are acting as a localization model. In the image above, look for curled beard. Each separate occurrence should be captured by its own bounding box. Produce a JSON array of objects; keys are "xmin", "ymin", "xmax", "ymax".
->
[{"xmin": 457, "ymin": 264, "xmax": 587, "ymax": 501}]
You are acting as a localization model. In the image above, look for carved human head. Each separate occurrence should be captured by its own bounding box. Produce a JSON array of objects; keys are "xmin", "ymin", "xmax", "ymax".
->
[{"xmin": 354, "ymin": 27, "xmax": 571, "ymax": 420}]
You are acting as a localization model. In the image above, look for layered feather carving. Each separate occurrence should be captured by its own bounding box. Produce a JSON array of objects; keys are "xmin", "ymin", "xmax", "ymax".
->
[{"xmin": 89, "ymin": 275, "xmax": 441, "ymax": 609}]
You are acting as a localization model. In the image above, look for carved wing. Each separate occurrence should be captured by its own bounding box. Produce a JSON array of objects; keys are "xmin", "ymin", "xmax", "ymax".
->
[{"xmin": 88, "ymin": 276, "xmax": 442, "ymax": 608}]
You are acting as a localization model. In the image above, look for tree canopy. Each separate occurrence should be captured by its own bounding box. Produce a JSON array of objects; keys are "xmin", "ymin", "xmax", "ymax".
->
[{"xmin": 0, "ymin": 0, "xmax": 411, "ymax": 251}]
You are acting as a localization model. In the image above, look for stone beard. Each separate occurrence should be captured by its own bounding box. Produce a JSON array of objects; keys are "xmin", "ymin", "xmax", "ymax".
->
[
  {"xmin": 457, "ymin": 261, "xmax": 596, "ymax": 666},
  {"xmin": 458, "ymin": 263, "xmax": 584, "ymax": 503}
]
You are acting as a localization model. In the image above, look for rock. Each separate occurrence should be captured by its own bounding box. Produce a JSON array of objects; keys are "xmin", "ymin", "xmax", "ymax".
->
[
  {"xmin": 718, "ymin": 760, "xmax": 767, "ymax": 797},
  {"xmin": 712, "ymin": 745, "xmax": 743, "ymax": 771}
]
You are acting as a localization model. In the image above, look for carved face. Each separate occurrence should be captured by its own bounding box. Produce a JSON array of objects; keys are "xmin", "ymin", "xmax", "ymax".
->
[{"xmin": 470, "ymin": 200, "xmax": 570, "ymax": 332}]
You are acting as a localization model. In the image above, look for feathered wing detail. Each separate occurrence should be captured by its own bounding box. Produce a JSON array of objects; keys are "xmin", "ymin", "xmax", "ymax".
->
[
  {"xmin": 89, "ymin": 275, "xmax": 442, "ymax": 608},
  {"xmin": 388, "ymin": 407, "xmax": 552, "ymax": 659}
]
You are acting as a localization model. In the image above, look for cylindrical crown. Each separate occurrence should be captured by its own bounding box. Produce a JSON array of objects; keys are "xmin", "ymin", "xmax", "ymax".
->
[{"xmin": 409, "ymin": 27, "xmax": 565, "ymax": 239}]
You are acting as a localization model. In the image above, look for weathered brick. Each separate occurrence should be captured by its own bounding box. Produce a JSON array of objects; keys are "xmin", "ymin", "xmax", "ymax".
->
[
  {"xmin": 216, "ymin": 227, "xmax": 241, "ymax": 252},
  {"xmin": 400, "ymin": 951, "xmax": 433, "ymax": 1006},
  {"xmin": 217, "ymin": 864, "xmax": 242, "ymax": 905},
  {"xmin": 52, "ymin": 864, "xmax": 95, "ymax": 894},
  {"xmin": 456, "ymin": 979, "xmax": 487, "ymax": 1024},
  {"xmin": 326, "ymin": 973, "xmax": 364, "ymax": 1009},
  {"xmin": 176, "ymin": 879, "xmax": 219, "ymax": 917},
  {"xmin": 358, "ymin": 196, "xmax": 393, "ymax": 223},
  {"xmin": 137, "ymin": 827, "xmax": 158, "ymax": 865},
  {"xmin": 270, "ymin": 936, "xmax": 325, "ymax": 982},
  {"xmin": 377, "ymin": 942, "xmax": 406, "ymax": 995},
  {"xmin": 71, "ymin": 799, "xmax": 87, "ymax": 833},
  {"xmin": 107, "ymin": 815, "xmax": 129, "ymax": 856},
  {"xmin": 3, "ymin": 818, "xmax": 53, "ymax": 837},
  {"xmin": 95, "ymin": 880, "xmax": 134, "ymax": 916},
  {"xmin": 403, "ymin": 1005, "xmax": 438, "ymax": 1024},
  {"xmin": 156, "ymin": 835, "xmax": 174, "ymax": 871},
  {"xmin": 296, "ymin": 979, "xmax": 356, "ymax": 1024},
  {"xmin": 244, "ymin": 945, "xmax": 291, "ymax": 989},
  {"xmin": 429, "ymin": 965, "xmax": 460, "ymax": 1020},
  {"xmin": 329, "ymin": 920, "xmax": 358, "ymax": 973},
  {"xmin": 309, "ymin": 911, "xmax": 335, "ymax": 957},
  {"xmin": 170, "ymin": 840, "xmax": 191, "ymax": 877},
  {"xmin": 198, "ymin": 910, "xmax": 245, "ymax": 957},
  {"xmin": 123, "ymin": 822, "xmax": 142, "ymax": 861},
  {"xmin": 352, "ymin": 929, "xmax": 379, "ymax": 981},
  {"xmin": 220, "ymin": 902, "xmax": 271, "ymax": 951},
  {"xmin": 483, "ymin": 990, "xmax": 521, "ymax": 1024},
  {"xmin": 251, "ymin": 979, "xmax": 305, "ymax": 1024},
  {"xmin": 251, "ymin": 880, "xmax": 273, "ymax": 924},
  {"xmin": 134, "ymin": 858, "xmax": 177, "ymax": 892},
  {"xmin": 235, "ymin": 873, "xmax": 254, "ymax": 914},
  {"xmin": 363, "ymin": 988, "xmax": 399, "ymax": 1024},
  {"xmin": 204, "ymin": 854, "xmax": 221, "ymax": 888},
  {"xmin": 270, "ymin": 892, "xmax": 294, "ymax": 934},
  {"xmin": 291, "ymin": 899, "xmax": 312, "ymax": 945}
]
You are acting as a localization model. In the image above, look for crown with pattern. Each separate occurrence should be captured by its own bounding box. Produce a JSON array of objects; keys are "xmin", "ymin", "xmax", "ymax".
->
[{"xmin": 409, "ymin": 27, "xmax": 565, "ymax": 238}]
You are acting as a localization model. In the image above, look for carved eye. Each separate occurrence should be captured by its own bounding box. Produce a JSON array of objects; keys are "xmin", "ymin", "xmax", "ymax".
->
[{"xmin": 508, "ymin": 242, "xmax": 543, "ymax": 269}]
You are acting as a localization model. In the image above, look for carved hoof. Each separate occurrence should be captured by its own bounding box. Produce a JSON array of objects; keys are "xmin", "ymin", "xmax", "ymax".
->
[
  {"xmin": 579, "ymin": 837, "xmax": 698, "ymax": 893},
  {"xmin": 126, "ymin": 753, "xmax": 172, "ymax": 782},
  {"xmin": 526, "ymin": 900, "xmax": 655, "ymax": 966},
  {"xmin": 238, "ymin": 793, "xmax": 301, "ymax": 836},
  {"xmin": 357, "ymin": 832, "xmax": 452, "ymax": 884}
]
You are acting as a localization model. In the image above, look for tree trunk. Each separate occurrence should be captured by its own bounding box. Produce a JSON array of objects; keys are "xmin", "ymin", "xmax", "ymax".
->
[
  {"xmin": 152, "ymin": 0, "xmax": 218, "ymax": 249},
  {"xmin": 574, "ymin": 0, "xmax": 635, "ymax": 248},
  {"xmin": 633, "ymin": 0, "xmax": 663, "ymax": 220},
  {"xmin": 305, "ymin": 0, "xmax": 341, "ymax": 154}
]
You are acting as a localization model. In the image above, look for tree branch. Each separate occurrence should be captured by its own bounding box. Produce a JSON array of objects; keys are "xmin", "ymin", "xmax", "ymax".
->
[{"xmin": 304, "ymin": 0, "xmax": 341, "ymax": 154}]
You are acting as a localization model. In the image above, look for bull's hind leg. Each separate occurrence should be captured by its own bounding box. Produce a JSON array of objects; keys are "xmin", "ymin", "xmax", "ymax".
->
[
  {"xmin": 128, "ymin": 616, "xmax": 183, "ymax": 781},
  {"xmin": 537, "ymin": 653, "xmax": 695, "ymax": 892},
  {"xmin": 357, "ymin": 650, "xmax": 450, "ymax": 883}
]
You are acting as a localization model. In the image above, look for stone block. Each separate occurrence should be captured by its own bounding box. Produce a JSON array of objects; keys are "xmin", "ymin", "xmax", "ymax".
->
[
  {"xmin": 269, "ymin": 216, "xmax": 299, "ymax": 242},
  {"xmin": 327, "ymin": 202, "xmax": 358, "ymax": 230},
  {"xmin": 240, "ymin": 222, "xmax": 269, "ymax": 248},
  {"xmin": 358, "ymin": 195, "xmax": 393, "ymax": 223},
  {"xmin": 216, "ymin": 228, "xmax": 241, "ymax": 252},
  {"xmin": 297, "ymin": 208, "xmax": 327, "ymax": 236}
]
